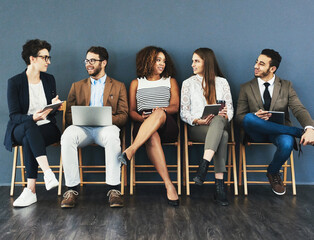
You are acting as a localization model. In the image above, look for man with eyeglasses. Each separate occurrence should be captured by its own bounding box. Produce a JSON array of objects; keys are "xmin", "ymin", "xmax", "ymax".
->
[{"xmin": 60, "ymin": 46, "xmax": 128, "ymax": 208}]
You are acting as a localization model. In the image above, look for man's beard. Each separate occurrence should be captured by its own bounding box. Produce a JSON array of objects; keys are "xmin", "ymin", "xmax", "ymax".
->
[
  {"xmin": 255, "ymin": 68, "xmax": 270, "ymax": 78},
  {"xmin": 89, "ymin": 65, "xmax": 102, "ymax": 77}
]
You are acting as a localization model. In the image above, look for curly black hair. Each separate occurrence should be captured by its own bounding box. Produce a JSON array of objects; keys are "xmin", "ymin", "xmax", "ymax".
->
[{"xmin": 136, "ymin": 46, "xmax": 175, "ymax": 78}]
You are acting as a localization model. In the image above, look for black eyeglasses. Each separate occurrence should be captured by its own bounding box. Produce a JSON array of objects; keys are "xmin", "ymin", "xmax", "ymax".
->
[
  {"xmin": 37, "ymin": 55, "xmax": 51, "ymax": 62},
  {"xmin": 84, "ymin": 58, "xmax": 104, "ymax": 65}
]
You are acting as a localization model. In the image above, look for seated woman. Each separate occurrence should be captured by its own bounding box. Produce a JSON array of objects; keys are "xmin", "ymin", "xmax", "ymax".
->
[
  {"xmin": 180, "ymin": 48, "xmax": 234, "ymax": 206},
  {"xmin": 118, "ymin": 46, "xmax": 180, "ymax": 206},
  {"xmin": 4, "ymin": 39, "xmax": 63, "ymax": 207}
]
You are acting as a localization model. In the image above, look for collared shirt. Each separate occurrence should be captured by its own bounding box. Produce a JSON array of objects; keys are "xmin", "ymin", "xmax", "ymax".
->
[
  {"xmin": 257, "ymin": 75, "xmax": 275, "ymax": 104},
  {"xmin": 180, "ymin": 74, "xmax": 234, "ymax": 126},
  {"xmin": 257, "ymin": 75, "xmax": 314, "ymax": 130},
  {"xmin": 90, "ymin": 74, "xmax": 106, "ymax": 106}
]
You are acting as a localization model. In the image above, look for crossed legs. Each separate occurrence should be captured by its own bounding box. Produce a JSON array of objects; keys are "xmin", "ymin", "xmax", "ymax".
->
[
  {"xmin": 243, "ymin": 113, "xmax": 300, "ymax": 173},
  {"xmin": 123, "ymin": 109, "xmax": 179, "ymax": 201}
]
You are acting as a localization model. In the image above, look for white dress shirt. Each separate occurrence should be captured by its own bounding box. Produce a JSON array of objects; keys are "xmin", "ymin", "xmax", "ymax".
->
[
  {"xmin": 180, "ymin": 74, "xmax": 234, "ymax": 126},
  {"xmin": 257, "ymin": 75, "xmax": 275, "ymax": 104}
]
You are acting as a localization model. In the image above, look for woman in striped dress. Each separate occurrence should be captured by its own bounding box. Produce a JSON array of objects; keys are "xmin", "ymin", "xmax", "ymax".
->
[{"xmin": 119, "ymin": 46, "xmax": 180, "ymax": 206}]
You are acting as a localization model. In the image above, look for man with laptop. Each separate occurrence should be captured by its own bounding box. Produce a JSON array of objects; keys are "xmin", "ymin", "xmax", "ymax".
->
[
  {"xmin": 236, "ymin": 49, "xmax": 314, "ymax": 195},
  {"xmin": 60, "ymin": 46, "xmax": 128, "ymax": 208}
]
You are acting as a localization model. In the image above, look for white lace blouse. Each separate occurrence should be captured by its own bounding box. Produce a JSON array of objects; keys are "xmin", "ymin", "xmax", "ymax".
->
[{"xmin": 180, "ymin": 74, "xmax": 234, "ymax": 126}]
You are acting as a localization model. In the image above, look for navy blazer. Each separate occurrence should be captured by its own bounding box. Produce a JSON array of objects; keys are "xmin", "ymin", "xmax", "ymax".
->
[{"xmin": 4, "ymin": 70, "xmax": 57, "ymax": 151}]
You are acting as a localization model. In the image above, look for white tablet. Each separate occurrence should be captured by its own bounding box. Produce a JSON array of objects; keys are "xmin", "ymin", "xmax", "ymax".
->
[{"xmin": 42, "ymin": 101, "xmax": 64, "ymax": 114}]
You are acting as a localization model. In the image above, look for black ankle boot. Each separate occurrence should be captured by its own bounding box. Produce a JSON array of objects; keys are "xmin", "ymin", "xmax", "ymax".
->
[
  {"xmin": 193, "ymin": 159, "xmax": 210, "ymax": 186},
  {"xmin": 214, "ymin": 179, "xmax": 229, "ymax": 206}
]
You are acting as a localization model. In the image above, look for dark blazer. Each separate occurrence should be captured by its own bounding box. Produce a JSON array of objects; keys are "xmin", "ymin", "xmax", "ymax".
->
[
  {"xmin": 4, "ymin": 70, "xmax": 57, "ymax": 151},
  {"xmin": 65, "ymin": 76, "xmax": 128, "ymax": 128},
  {"xmin": 236, "ymin": 76, "xmax": 314, "ymax": 128}
]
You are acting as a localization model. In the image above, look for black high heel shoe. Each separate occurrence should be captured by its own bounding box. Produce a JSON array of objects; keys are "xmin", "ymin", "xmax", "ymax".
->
[
  {"xmin": 118, "ymin": 152, "xmax": 129, "ymax": 166},
  {"xmin": 167, "ymin": 197, "xmax": 179, "ymax": 207}
]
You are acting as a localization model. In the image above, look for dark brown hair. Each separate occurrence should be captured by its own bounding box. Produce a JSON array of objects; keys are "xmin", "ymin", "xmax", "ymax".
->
[
  {"xmin": 86, "ymin": 46, "xmax": 109, "ymax": 62},
  {"xmin": 22, "ymin": 39, "xmax": 51, "ymax": 65},
  {"xmin": 194, "ymin": 48, "xmax": 224, "ymax": 104},
  {"xmin": 261, "ymin": 49, "xmax": 282, "ymax": 72},
  {"xmin": 136, "ymin": 46, "xmax": 175, "ymax": 78}
]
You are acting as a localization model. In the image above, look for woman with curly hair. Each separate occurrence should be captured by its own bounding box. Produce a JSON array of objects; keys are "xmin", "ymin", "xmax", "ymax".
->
[
  {"xmin": 180, "ymin": 48, "xmax": 234, "ymax": 206},
  {"xmin": 118, "ymin": 46, "xmax": 179, "ymax": 206},
  {"xmin": 4, "ymin": 39, "xmax": 62, "ymax": 207}
]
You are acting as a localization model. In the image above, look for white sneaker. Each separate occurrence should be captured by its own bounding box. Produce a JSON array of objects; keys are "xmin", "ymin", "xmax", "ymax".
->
[
  {"xmin": 44, "ymin": 169, "xmax": 59, "ymax": 191},
  {"xmin": 13, "ymin": 188, "xmax": 37, "ymax": 207}
]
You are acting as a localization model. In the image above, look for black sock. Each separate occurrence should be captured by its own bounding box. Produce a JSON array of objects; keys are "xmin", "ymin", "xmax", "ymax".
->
[
  {"xmin": 107, "ymin": 184, "xmax": 120, "ymax": 191},
  {"xmin": 68, "ymin": 185, "xmax": 79, "ymax": 192}
]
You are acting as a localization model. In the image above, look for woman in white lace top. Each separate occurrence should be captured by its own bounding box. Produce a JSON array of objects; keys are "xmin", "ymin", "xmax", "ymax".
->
[{"xmin": 180, "ymin": 48, "xmax": 234, "ymax": 206}]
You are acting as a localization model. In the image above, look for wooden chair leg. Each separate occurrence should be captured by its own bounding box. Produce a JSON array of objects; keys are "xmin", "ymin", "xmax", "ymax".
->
[
  {"xmin": 232, "ymin": 145, "xmax": 238, "ymax": 195},
  {"xmin": 177, "ymin": 142, "xmax": 181, "ymax": 195},
  {"xmin": 283, "ymin": 160, "xmax": 288, "ymax": 186},
  {"xmin": 19, "ymin": 146, "xmax": 26, "ymax": 186},
  {"xmin": 290, "ymin": 151, "xmax": 296, "ymax": 195},
  {"xmin": 121, "ymin": 165, "xmax": 125, "ymax": 195},
  {"xmin": 58, "ymin": 155, "xmax": 63, "ymax": 196},
  {"xmin": 238, "ymin": 144, "xmax": 243, "ymax": 186},
  {"xmin": 241, "ymin": 144, "xmax": 248, "ymax": 195},
  {"xmin": 227, "ymin": 146, "xmax": 232, "ymax": 186},
  {"xmin": 10, "ymin": 147, "xmax": 18, "ymax": 196},
  {"xmin": 182, "ymin": 148, "xmax": 186, "ymax": 187},
  {"xmin": 130, "ymin": 156, "xmax": 134, "ymax": 195},
  {"xmin": 185, "ymin": 144, "xmax": 190, "ymax": 196},
  {"xmin": 78, "ymin": 148, "xmax": 83, "ymax": 187}
]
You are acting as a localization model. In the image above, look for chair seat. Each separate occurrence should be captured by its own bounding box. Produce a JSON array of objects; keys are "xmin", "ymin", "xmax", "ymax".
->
[
  {"xmin": 183, "ymin": 120, "xmax": 238, "ymax": 196},
  {"xmin": 130, "ymin": 116, "xmax": 181, "ymax": 195},
  {"xmin": 78, "ymin": 128, "xmax": 126, "ymax": 195},
  {"xmin": 10, "ymin": 101, "xmax": 67, "ymax": 196},
  {"xmin": 239, "ymin": 141, "xmax": 296, "ymax": 195}
]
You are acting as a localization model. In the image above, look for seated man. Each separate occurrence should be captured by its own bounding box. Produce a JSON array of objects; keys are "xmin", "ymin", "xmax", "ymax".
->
[
  {"xmin": 236, "ymin": 49, "xmax": 314, "ymax": 195},
  {"xmin": 60, "ymin": 46, "xmax": 128, "ymax": 208}
]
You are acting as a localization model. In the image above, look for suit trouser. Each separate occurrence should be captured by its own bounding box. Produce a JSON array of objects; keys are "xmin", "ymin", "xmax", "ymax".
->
[
  {"xmin": 242, "ymin": 113, "xmax": 304, "ymax": 174},
  {"xmin": 13, "ymin": 120, "xmax": 61, "ymax": 178},
  {"xmin": 188, "ymin": 116, "xmax": 228, "ymax": 173},
  {"xmin": 61, "ymin": 125, "xmax": 121, "ymax": 187}
]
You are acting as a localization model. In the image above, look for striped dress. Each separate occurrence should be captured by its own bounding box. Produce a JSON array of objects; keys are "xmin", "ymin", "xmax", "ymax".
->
[{"xmin": 136, "ymin": 77, "xmax": 171, "ymax": 112}]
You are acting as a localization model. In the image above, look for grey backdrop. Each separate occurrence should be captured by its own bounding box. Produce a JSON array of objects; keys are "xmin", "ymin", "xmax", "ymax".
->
[{"xmin": 0, "ymin": 0, "xmax": 313, "ymax": 185}]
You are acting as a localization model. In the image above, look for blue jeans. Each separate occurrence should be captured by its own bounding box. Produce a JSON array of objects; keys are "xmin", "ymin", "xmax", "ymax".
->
[{"xmin": 242, "ymin": 113, "xmax": 303, "ymax": 174}]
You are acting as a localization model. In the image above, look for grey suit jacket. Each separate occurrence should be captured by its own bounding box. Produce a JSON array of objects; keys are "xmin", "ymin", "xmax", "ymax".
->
[{"xmin": 236, "ymin": 76, "xmax": 314, "ymax": 128}]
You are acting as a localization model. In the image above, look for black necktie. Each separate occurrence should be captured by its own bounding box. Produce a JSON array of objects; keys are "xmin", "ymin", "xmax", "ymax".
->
[{"xmin": 263, "ymin": 82, "xmax": 271, "ymax": 111}]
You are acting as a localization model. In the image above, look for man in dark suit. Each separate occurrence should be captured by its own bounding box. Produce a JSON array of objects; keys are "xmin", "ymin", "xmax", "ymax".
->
[
  {"xmin": 236, "ymin": 49, "xmax": 314, "ymax": 195},
  {"xmin": 60, "ymin": 46, "xmax": 128, "ymax": 208}
]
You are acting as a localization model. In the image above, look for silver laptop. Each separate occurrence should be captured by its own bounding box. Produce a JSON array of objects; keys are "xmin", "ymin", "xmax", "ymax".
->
[{"xmin": 71, "ymin": 106, "xmax": 112, "ymax": 126}]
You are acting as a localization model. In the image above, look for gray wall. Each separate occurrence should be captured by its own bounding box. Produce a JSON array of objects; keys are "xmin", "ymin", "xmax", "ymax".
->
[{"xmin": 1, "ymin": 0, "xmax": 313, "ymax": 185}]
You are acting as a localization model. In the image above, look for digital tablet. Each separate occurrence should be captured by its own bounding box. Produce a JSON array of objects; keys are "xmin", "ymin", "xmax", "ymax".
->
[
  {"xmin": 268, "ymin": 111, "xmax": 285, "ymax": 124},
  {"xmin": 201, "ymin": 104, "xmax": 221, "ymax": 119},
  {"xmin": 42, "ymin": 101, "xmax": 64, "ymax": 114}
]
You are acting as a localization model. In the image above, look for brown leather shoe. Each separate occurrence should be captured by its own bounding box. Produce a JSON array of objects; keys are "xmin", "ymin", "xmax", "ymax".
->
[
  {"xmin": 107, "ymin": 189, "xmax": 124, "ymax": 208},
  {"xmin": 61, "ymin": 190, "xmax": 78, "ymax": 208},
  {"xmin": 266, "ymin": 172, "xmax": 286, "ymax": 195}
]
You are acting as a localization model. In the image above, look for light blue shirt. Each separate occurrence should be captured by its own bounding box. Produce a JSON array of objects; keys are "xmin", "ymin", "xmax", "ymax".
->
[{"xmin": 90, "ymin": 74, "xmax": 106, "ymax": 106}]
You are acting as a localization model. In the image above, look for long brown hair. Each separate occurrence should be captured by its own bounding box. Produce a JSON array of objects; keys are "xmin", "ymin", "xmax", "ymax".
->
[
  {"xmin": 136, "ymin": 46, "xmax": 176, "ymax": 78},
  {"xmin": 194, "ymin": 48, "xmax": 224, "ymax": 104}
]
